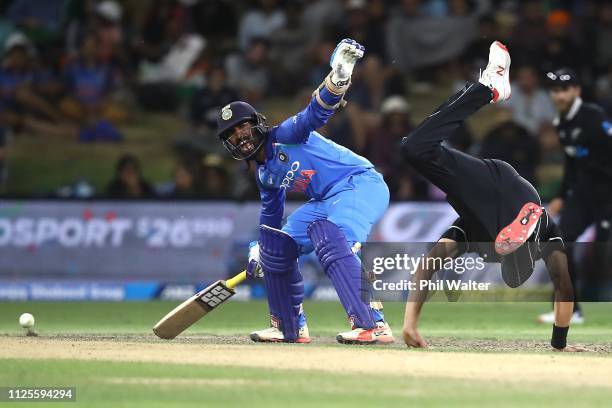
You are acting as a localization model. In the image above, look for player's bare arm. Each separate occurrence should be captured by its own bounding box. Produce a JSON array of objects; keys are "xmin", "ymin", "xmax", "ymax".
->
[
  {"xmin": 402, "ymin": 239, "xmax": 459, "ymax": 348},
  {"xmin": 545, "ymin": 249, "xmax": 590, "ymax": 352}
]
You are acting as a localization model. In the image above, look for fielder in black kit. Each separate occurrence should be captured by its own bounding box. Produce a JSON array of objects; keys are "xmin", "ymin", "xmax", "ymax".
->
[
  {"xmin": 399, "ymin": 42, "xmax": 587, "ymax": 352},
  {"xmin": 538, "ymin": 68, "xmax": 612, "ymax": 324}
]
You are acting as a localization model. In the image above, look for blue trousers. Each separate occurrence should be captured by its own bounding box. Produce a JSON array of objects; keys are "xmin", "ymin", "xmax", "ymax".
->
[{"xmin": 283, "ymin": 169, "xmax": 389, "ymax": 255}]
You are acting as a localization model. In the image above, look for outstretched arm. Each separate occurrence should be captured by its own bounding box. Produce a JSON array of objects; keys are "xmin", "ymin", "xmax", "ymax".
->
[
  {"xmin": 275, "ymin": 39, "xmax": 365, "ymax": 144},
  {"xmin": 274, "ymin": 88, "xmax": 341, "ymax": 145},
  {"xmin": 403, "ymin": 239, "xmax": 459, "ymax": 348},
  {"xmin": 545, "ymin": 249, "xmax": 589, "ymax": 352}
]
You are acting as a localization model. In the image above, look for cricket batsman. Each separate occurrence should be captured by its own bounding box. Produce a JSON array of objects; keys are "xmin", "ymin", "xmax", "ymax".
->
[
  {"xmin": 215, "ymin": 39, "xmax": 394, "ymax": 344},
  {"xmin": 400, "ymin": 41, "xmax": 587, "ymax": 352}
]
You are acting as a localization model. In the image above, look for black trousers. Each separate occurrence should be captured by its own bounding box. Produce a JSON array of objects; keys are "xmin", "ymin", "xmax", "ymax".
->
[
  {"xmin": 560, "ymin": 193, "xmax": 612, "ymax": 308},
  {"xmin": 401, "ymin": 82, "xmax": 542, "ymax": 240},
  {"xmin": 561, "ymin": 194, "xmax": 612, "ymax": 243},
  {"xmin": 401, "ymin": 83, "xmax": 554, "ymax": 288}
]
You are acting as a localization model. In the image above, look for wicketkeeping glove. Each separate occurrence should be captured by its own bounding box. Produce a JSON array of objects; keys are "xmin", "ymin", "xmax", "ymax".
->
[
  {"xmin": 326, "ymin": 38, "xmax": 365, "ymax": 95},
  {"xmin": 246, "ymin": 241, "xmax": 263, "ymax": 279}
]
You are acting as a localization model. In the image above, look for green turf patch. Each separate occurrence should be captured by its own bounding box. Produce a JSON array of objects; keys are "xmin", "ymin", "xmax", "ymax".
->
[{"xmin": 1, "ymin": 358, "xmax": 610, "ymax": 408}]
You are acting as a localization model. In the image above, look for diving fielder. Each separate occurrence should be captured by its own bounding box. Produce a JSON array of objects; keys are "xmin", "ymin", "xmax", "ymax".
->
[
  {"xmin": 216, "ymin": 39, "xmax": 393, "ymax": 344},
  {"xmin": 400, "ymin": 42, "xmax": 586, "ymax": 352}
]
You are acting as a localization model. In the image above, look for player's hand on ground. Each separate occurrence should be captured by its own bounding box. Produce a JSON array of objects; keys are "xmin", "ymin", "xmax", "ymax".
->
[
  {"xmin": 553, "ymin": 344, "xmax": 591, "ymax": 352},
  {"xmin": 402, "ymin": 326, "xmax": 428, "ymax": 348},
  {"xmin": 246, "ymin": 242, "xmax": 263, "ymax": 279},
  {"xmin": 329, "ymin": 38, "xmax": 365, "ymax": 86}
]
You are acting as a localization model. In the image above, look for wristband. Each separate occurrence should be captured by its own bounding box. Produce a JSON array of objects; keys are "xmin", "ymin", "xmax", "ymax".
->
[
  {"xmin": 551, "ymin": 324, "xmax": 569, "ymax": 349},
  {"xmin": 312, "ymin": 78, "xmax": 348, "ymax": 110}
]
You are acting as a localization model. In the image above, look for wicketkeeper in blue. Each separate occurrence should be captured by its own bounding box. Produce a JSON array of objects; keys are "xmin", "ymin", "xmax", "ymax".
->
[{"xmin": 215, "ymin": 39, "xmax": 394, "ymax": 344}]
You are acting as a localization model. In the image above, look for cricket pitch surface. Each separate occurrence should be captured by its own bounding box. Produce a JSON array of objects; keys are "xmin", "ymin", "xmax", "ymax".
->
[
  {"xmin": 3, "ymin": 334, "xmax": 612, "ymax": 388},
  {"xmin": 2, "ymin": 302, "xmax": 612, "ymax": 406}
]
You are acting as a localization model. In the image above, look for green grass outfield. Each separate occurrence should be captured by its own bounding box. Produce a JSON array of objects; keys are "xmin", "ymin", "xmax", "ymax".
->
[
  {"xmin": 1, "ymin": 301, "xmax": 611, "ymax": 407},
  {"xmin": 1, "ymin": 301, "xmax": 611, "ymax": 342}
]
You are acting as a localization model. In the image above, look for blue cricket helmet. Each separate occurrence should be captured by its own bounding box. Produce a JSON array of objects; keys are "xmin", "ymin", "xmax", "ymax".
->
[{"xmin": 216, "ymin": 101, "xmax": 268, "ymax": 160}]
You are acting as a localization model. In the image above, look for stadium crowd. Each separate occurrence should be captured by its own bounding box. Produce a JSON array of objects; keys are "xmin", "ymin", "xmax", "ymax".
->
[{"xmin": 0, "ymin": 0, "xmax": 611, "ymax": 200}]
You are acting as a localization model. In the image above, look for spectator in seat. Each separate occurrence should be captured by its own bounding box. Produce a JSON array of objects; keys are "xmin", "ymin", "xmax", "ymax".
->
[
  {"xmin": 135, "ymin": 5, "xmax": 206, "ymax": 111},
  {"xmin": 268, "ymin": 1, "xmax": 309, "ymax": 95},
  {"xmin": 105, "ymin": 154, "xmax": 156, "ymax": 199},
  {"xmin": 340, "ymin": 0, "xmax": 387, "ymax": 61},
  {"xmin": 540, "ymin": 10, "xmax": 583, "ymax": 75},
  {"xmin": 190, "ymin": 65, "xmax": 238, "ymax": 134},
  {"xmin": 225, "ymin": 37, "xmax": 270, "ymax": 104},
  {"xmin": 479, "ymin": 108, "xmax": 541, "ymax": 184},
  {"xmin": 502, "ymin": 65, "xmax": 556, "ymax": 136},
  {"xmin": 60, "ymin": 33, "xmax": 125, "ymax": 142},
  {"xmin": 0, "ymin": 32, "xmax": 76, "ymax": 139},
  {"xmin": 366, "ymin": 95, "xmax": 414, "ymax": 175},
  {"xmin": 201, "ymin": 154, "xmax": 231, "ymax": 199},
  {"xmin": 365, "ymin": 95, "xmax": 426, "ymax": 200},
  {"xmin": 158, "ymin": 160, "xmax": 203, "ymax": 199},
  {"xmin": 238, "ymin": 0, "xmax": 286, "ymax": 51}
]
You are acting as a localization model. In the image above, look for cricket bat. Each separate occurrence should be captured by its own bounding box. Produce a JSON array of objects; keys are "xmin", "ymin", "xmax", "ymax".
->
[
  {"xmin": 153, "ymin": 271, "xmax": 247, "ymax": 339},
  {"xmin": 152, "ymin": 242, "xmax": 363, "ymax": 340}
]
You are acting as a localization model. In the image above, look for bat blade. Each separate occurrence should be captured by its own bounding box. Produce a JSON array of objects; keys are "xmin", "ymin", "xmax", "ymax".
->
[{"xmin": 153, "ymin": 280, "xmax": 235, "ymax": 339}]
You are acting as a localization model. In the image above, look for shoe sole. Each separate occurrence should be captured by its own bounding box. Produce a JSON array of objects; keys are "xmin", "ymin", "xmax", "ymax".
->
[
  {"xmin": 249, "ymin": 333, "xmax": 311, "ymax": 343},
  {"xmin": 336, "ymin": 335, "xmax": 395, "ymax": 345},
  {"xmin": 495, "ymin": 202, "xmax": 543, "ymax": 255}
]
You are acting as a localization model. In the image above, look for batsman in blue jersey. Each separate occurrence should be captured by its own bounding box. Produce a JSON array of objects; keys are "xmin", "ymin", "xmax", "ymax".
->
[{"xmin": 216, "ymin": 39, "xmax": 394, "ymax": 344}]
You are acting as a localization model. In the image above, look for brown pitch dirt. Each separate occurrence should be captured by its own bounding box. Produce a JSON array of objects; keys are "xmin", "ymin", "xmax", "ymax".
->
[{"xmin": 2, "ymin": 334, "xmax": 612, "ymax": 388}]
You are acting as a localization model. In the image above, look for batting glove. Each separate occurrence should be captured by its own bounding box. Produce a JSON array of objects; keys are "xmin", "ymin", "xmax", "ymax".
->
[
  {"xmin": 246, "ymin": 241, "xmax": 263, "ymax": 279},
  {"xmin": 327, "ymin": 38, "xmax": 365, "ymax": 94}
]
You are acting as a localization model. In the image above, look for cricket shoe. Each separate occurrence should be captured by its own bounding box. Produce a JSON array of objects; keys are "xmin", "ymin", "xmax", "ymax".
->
[
  {"xmin": 495, "ymin": 202, "xmax": 543, "ymax": 256},
  {"xmin": 537, "ymin": 311, "xmax": 585, "ymax": 325},
  {"xmin": 479, "ymin": 41, "xmax": 511, "ymax": 103},
  {"xmin": 336, "ymin": 321, "xmax": 394, "ymax": 345},
  {"xmin": 250, "ymin": 316, "xmax": 311, "ymax": 343}
]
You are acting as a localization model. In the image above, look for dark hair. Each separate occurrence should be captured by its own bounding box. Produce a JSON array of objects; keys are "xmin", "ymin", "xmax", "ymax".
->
[
  {"xmin": 249, "ymin": 36, "xmax": 270, "ymax": 49},
  {"xmin": 115, "ymin": 154, "xmax": 141, "ymax": 175}
]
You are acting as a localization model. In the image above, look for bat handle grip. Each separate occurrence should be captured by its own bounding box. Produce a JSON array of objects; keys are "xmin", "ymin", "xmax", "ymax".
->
[{"xmin": 226, "ymin": 271, "xmax": 247, "ymax": 289}]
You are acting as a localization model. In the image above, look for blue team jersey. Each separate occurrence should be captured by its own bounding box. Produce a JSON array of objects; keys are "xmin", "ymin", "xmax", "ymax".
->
[
  {"xmin": 63, "ymin": 60, "xmax": 115, "ymax": 105},
  {"xmin": 0, "ymin": 68, "xmax": 52, "ymax": 109},
  {"xmin": 254, "ymin": 86, "xmax": 381, "ymax": 228},
  {"xmin": 257, "ymin": 131, "xmax": 374, "ymax": 200}
]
